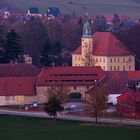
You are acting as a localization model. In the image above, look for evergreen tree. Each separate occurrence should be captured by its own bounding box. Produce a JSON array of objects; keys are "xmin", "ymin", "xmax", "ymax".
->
[
  {"xmin": 40, "ymin": 39, "xmax": 53, "ymax": 66},
  {"xmin": 52, "ymin": 41, "xmax": 62, "ymax": 55},
  {"xmin": 0, "ymin": 25, "xmax": 6, "ymax": 63},
  {"xmin": 5, "ymin": 30, "xmax": 23, "ymax": 63}
]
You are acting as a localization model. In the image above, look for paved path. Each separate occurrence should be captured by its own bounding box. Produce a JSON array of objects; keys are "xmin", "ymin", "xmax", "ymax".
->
[{"xmin": 0, "ymin": 109, "xmax": 140, "ymax": 126}]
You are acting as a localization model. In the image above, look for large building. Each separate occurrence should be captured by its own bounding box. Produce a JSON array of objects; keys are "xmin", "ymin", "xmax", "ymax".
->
[
  {"xmin": 36, "ymin": 66, "xmax": 106, "ymax": 103},
  {"xmin": 0, "ymin": 64, "xmax": 40, "ymax": 106},
  {"xmin": 72, "ymin": 21, "xmax": 135, "ymax": 71}
]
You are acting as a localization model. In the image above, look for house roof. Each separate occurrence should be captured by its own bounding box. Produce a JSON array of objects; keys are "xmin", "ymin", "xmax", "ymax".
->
[
  {"xmin": 73, "ymin": 32, "xmax": 133, "ymax": 56},
  {"xmin": 37, "ymin": 66, "xmax": 106, "ymax": 86},
  {"xmin": 117, "ymin": 92, "xmax": 140, "ymax": 103},
  {"xmin": 0, "ymin": 64, "xmax": 40, "ymax": 77},
  {"xmin": 28, "ymin": 8, "xmax": 39, "ymax": 14},
  {"xmin": 0, "ymin": 77, "xmax": 37, "ymax": 96},
  {"xmin": 127, "ymin": 71, "xmax": 140, "ymax": 80},
  {"xmin": 87, "ymin": 71, "xmax": 126, "ymax": 94},
  {"xmin": 0, "ymin": 64, "xmax": 40, "ymax": 96}
]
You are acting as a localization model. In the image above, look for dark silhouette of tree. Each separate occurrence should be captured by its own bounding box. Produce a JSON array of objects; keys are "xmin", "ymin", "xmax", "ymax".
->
[
  {"xmin": 5, "ymin": 29, "xmax": 23, "ymax": 63},
  {"xmin": 40, "ymin": 39, "xmax": 53, "ymax": 66},
  {"xmin": 0, "ymin": 25, "xmax": 6, "ymax": 63},
  {"xmin": 44, "ymin": 96, "xmax": 63, "ymax": 119}
]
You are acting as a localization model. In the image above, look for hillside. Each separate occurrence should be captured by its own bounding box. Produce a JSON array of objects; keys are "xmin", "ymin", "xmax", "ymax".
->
[{"xmin": 1, "ymin": 0, "xmax": 140, "ymax": 18}]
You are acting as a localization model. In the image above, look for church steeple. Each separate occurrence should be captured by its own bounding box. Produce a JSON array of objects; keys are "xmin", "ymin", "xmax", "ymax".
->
[{"xmin": 83, "ymin": 21, "xmax": 92, "ymax": 38}]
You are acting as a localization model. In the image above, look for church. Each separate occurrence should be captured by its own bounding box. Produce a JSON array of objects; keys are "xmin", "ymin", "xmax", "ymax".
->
[{"xmin": 72, "ymin": 21, "xmax": 135, "ymax": 71}]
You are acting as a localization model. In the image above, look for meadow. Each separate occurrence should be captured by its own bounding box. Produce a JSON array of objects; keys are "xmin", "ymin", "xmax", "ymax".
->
[
  {"xmin": 0, "ymin": 115, "xmax": 140, "ymax": 140},
  {"xmin": 2, "ymin": 0, "xmax": 140, "ymax": 18}
]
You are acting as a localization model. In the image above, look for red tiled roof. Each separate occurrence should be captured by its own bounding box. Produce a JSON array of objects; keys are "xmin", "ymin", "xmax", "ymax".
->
[
  {"xmin": 0, "ymin": 64, "xmax": 40, "ymax": 96},
  {"xmin": 117, "ymin": 92, "xmax": 140, "ymax": 104},
  {"xmin": 100, "ymin": 71, "xmax": 126, "ymax": 94},
  {"xmin": 0, "ymin": 77, "xmax": 37, "ymax": 96},
  {"xmin": 37, "ymin": 66, "xmax": 106, "ymax": 86},
  {"xmin": 73, "ymin": 32, "xmax": 133, "ymax": 56},
  {"xmin": 0, "ymin": 64, "xmax": 40, "ymax": 77},
  {"xmin": 127, "ymin": 71, "xmax": 140, "ymax": 80}
]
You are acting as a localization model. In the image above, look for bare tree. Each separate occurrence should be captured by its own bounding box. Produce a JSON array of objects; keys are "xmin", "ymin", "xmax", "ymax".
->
[
  {"xmin": 85, "ymin": 85, "xmax": 108, "ymax": 123},
  {"xmin": 45, "ymin": 82, "xmax": 70, "ymax": 104}
]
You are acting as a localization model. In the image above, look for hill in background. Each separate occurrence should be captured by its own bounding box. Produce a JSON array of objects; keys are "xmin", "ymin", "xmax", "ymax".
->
[{"xmin": 1, "ymin": 0, "xmax": 140, "ymax": 18}]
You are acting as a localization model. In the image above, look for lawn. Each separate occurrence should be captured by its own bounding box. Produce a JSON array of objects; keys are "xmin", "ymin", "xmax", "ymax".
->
[
  {"xmin": 0, "ymin": 115, "xmax": 140, "ymax": 140},
  {"xmin": 2, "ymin": 0, "xmax": 140, "ymax": 18}
]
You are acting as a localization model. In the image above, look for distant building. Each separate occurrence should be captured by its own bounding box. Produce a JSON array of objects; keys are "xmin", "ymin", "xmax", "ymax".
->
[
  {"xmin": 0, "ymin": 64, "xmax": 40, "ymax": 106},
  {"xmin": 72, "ymin": 21, "xmax": 135, "ymax": 71},
  {"xmin": 24, "ymin": 54, "xmax": 32, "ymax": 64},
  {"xmin": 45, "ymin": 7, "xmax": 60, "ymax": 19},
  {"xmin": 27, "ymin": 7, "xmax": 42, "ymax": 17}
]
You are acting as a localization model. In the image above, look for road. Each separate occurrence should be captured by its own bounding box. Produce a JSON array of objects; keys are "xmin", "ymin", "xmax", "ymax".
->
[{"xmin": 0, "ymin": 109, "xmax": 140, "ymax": 126}]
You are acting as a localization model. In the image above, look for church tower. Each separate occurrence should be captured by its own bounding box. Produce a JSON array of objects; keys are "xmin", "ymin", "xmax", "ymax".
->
[{"xmin": 81, "ymin": 21, "xmax": 93, "ymax": 66}]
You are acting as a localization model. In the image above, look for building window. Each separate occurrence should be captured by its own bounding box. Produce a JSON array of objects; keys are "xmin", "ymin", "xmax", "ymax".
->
[
  {"xmin": 114, "ymin": 66, "xmax": 116, "ymax": 70},
  {"xmin": 75, "ymin": 56, "xmax": 77, "ymax": 60},
  {"xmin": 129, "ymin": 66, "xmax": 131, "ymax": 70},
  {"xmin": 110, "ymin": 59, "xmax": 112, "ymax": 63},
  {"xmin": 5, "ymin": 96, "xmax": 10, "ymax": 101},
  {"xmin": 100, "ymin": 58, "xmax": 102, "ymax": 62},
  {"xmin": 118, "ymin": 66, "xmax": 120, "ymax": 71},
  {"xmin": 103, "ymin": 59, "xmax": 105, "ymax": 62},
  {"xmin": 114, "ymin": 58, "xmax": 116, "ymax": 63},
  {"xmin": 110, "ymin": 66, "xmax": 112, "ymax": 71},
  {"xmin": 96, "ymin": 58, "xmax": 98, "ymax": 62},
  {"xmin": 118, "ymin": 58, "xmax": 119, "ymax": 62},
  {"xmin": 74, "ymin": 86, "xmax": 77, "ymax": 90},
  {"xmin": 78, "ymin": 57, "xmax": 80, "ymax": 60},
  {"xmin": 123, "ymin": 58, "xmax": 125, "ymax": 62}
]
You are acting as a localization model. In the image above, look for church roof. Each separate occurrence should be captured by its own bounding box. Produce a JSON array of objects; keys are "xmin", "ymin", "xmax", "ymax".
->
[{"xmin": 73, "ymin": 32, "xmax": 133, "ymax": 56}]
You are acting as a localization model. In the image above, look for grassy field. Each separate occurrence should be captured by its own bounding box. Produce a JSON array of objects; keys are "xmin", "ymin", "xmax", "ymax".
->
[
  {"xmin": 0, "ymin": 115, "xmax": 140, "ymax": 140},
  {"xmin": 2, "ymin": 0, "xmax": 140, "ymax": 18}
]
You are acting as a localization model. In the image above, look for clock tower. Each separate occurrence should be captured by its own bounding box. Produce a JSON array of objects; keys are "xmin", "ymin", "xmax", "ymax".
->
[{"xmin": 81, "ymin": 21, "xmax": 93, "ymax": 66}]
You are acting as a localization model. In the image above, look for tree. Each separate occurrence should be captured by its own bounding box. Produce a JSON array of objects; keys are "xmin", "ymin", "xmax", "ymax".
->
[
  {"xmin": 0, "ymin": 24, "xmax": 7, "ymax": 63},
  {"xmin": 45, "ymin": 82, "xmax": 70, "ymax": 104},
  {"xmin": 40, "ymin": 39, "xmax": 53, "ymax": 66},
  {"xmin": 44, "ymin": 83, "xmax": 70, "ymax": 118},
  {"xmin": 85, "ymin": 85, "xmax": 108, "ymax": 123},
  {"xmin": 5, "ymin": 29, "xmax": 23, "ymax": 63},
  {"xmin": 44, "ymin": 96, "xmax": 64, "ymax": 119}
]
